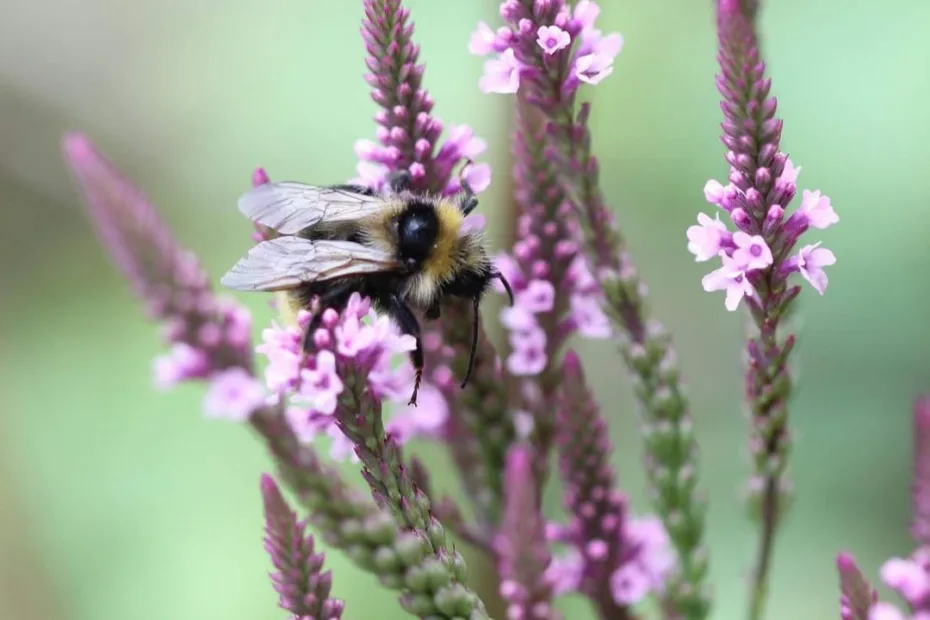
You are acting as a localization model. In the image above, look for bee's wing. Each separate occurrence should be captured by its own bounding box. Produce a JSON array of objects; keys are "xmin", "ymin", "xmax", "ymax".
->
[
  {"xmin": 238, "ymin": 182, "xmax": 387, "ymax": 234},
  {"xmin": 220, "ymin": 237, "xmax": 399, "ymax": 292}
]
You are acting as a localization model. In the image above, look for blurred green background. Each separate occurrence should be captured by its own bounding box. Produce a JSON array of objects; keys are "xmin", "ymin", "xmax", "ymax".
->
[{"xmin": 2, "ymin": 0, "xmax": 929, "ymax": 618}]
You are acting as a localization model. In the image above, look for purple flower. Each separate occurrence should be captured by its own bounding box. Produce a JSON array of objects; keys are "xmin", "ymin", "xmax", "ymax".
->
[
  {"xmin": 479, "ymin": 47, "xmax": 522, "ymax": 94},
  {"xmin": 62, "ymin": 132, "xmax": 261, "ymax": 422},
  {"xmin": 537, "ymin": 25, "xmax": 571, "ymax": 55},
  {"xmin": 574, "ymin": 31, "xmax": 624, "ymax": 85},
  {"xmin": 255, "ymin": 297, "xmax": 438, "ymax": 457},
  {"xmin": 496, "ymin": 444, "xmax": 560, "ymax": 620},
  {"xmin": 260, "ymin": 474, "xmax": 345, "ymax": 619},
  {"xmin": 687, "ymin": 213, "xmax": 731, "ymax": 261},
  {"xmin": 701, "ymin": 252, "xmax": 759, "ymax": 312},
  {"xmin": 471, "ymin": 0, "xmax": 622, "ymax": 98},
  {"xmin": 203, "ymin": 368, "xmax": 267, "ymax": 421},
  {"xmin": 793, "ymin": 242, "xmax": 837, "ymax": 295}
]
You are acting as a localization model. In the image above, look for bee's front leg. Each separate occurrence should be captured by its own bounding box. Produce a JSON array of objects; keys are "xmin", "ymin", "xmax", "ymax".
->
[
  {"xmin": 386, "ymin": 293, "xmax": 424, "ymax": 406},
  {"xmin": 424, "ymin": 300, "xmax": 441, "ymax": 321},
  {"xmin": 386, "ymin": 169, "xmax": 412, "ymax": 194}
]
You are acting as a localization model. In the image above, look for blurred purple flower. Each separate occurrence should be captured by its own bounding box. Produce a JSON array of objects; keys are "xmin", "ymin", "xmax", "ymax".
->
[
  {"xmin": 261, "ymin": 474, "xmax": 344, "ymax": 619},
  {"xmin": 62, "ymin": 131, "xmax": 264, "ymax": 422}
]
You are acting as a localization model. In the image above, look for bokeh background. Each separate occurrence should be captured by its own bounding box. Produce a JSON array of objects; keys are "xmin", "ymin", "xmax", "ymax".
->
[{"xmin": 2, "ymin": 0, "xmax": 929, "ymax": 618}]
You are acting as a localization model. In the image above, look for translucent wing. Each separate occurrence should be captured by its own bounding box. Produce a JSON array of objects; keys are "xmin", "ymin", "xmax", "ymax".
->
[
  {"xmin": 238, "ymin": 182, "xmax": 387, "ymax": 234},
  {"xmin": 220, "ymin": 237, "xmax": 398, "ymax": 292}
]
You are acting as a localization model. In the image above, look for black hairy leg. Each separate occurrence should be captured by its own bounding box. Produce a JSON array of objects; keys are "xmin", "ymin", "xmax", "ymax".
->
[
  {"xmin": 386, "ymin": 293, "xmax": 424, "ymax": 406},
  {"xmin": 456, "ymin": 159, "xmax": 479, "ymax": 215},
  {"xmin": 301, "ymin": 281, "xmax": 357, "ymax": 353},
  {"xmin": 386, "ymin": 169, "xmax": 412, "ymax": 194},
  {"xmin": 424, "ymin": 299, "xmax": 441, "ymax": 320}
]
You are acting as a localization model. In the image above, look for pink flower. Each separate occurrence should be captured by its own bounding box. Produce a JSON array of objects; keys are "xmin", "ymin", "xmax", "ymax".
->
[
  {"xmin": 686, "ymin": 212, "xmax": 730, "ymax": 261},
  {"xmin": 731, "ymin": 232, "xmax": 773, "ymax": 271},
  {"xmin": 469, "ymin": 21, "xmax": 502, "ymax": 56},
  {"xmin": 537, "ymin": 25, "xmax": 571, "ymax": 55},
  {"xmin": 795, "ymin": 242, "xmax": 836, "ymax": 295},
  {"xmin": 570, "ymin": 295, "xmax": 612, "ymax": 338},
  {"xmin": 881, "ymin": 556, "xmax": 930, "ymax": 604},
  {"xmin": 461, "ymin": 160, "xmax": 492, "ymax": 193},
  {"xmin": 779, "ymin": 158, "xmax": 801, "ymax": 185},
  {"xmin": 610, "ymin": 563, "xmax": 652, "ymax": 605},
  {"xmin": 507, "ymin": 326, "xmax": 548, "ymax": 376},
  {"xmin": 574, "ymin": 32, "xmax": 623, "ymax": 85},
  {"xmin": 334, "ymin": 313, "xmax": 377, "ymax": 358},
  {"xmin": 153, "ymin": 343, "xmax": 208, "ymax": 389},
  {"xmin": 703, "ymin": 179, "xmax": 728, "ymax": 205},
  {"xmin": 203, "ymin": 367, "xmax": 266, "ymax": 421},
  {"xmin": 546, "ymin": 549, "xmax": 583, "ymax": 596},
  {"xmin": 386, "ymin": 383, "xmax": 449, "ymax": 443},
  {"xmin": 479, "ymin": 48, "xmax": 521, "ymax": 94},
  {"xmin": 297, "ymin": 350, "xmax": 344, "ymax": 415},
  {"xmin": 501, "ymin": 305, "xmax": 537, "ymax": 331},
  {"xmin": 572, "ymin": 0, "xmax": 601, "ymax": 31},
  {"xmin": 460, "ymin": 213, "xmax": 487, "ymax": 235},
  {"xmin": 798, "ymin": 189, "xmax": 839, "ymax": 229},
  {"xmin": 519, "ymin": 279, "xmax": 556, "ymax": 313},
  {"xmin": 701, "ymin": 253, "xmax": 756, "ymax": 311},
  {"xmin": 869, "ymin": 602, "xmax": 908, "ymax": 620}
]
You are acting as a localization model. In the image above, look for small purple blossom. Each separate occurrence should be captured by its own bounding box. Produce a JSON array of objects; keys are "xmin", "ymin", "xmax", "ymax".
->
[
  {"xmin": 794, "ymin": 242, "xmax": 837, "ymax": 295},
  {"xmin": 701, "ymin": 252, "xmax": 759, "ymax": 312},
  {"xmin": 479, "ymin": 47, "xmax": 522, "ymax": 94},
  {"xmin": 537, "ymin": 25, "xmax": 571, "ymax": 55},
  {"xmin": 470, "ymin": 0, "xmax": 622, "ymax": 97},
  {"xmin": 203, "ymin": 368, "xmax": 267, "ymax": 421}
]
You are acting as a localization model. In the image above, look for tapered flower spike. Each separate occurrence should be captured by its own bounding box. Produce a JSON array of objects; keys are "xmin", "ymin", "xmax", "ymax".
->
[
  {"xmin": 701, "ymin": 1, "xmax": 839, "ymax": 616},
  {"xmin": 261, "ymin": 474, "xmax": 344, "ymax": 619},
  {"xmin": 358, "ymin": 0, "xmax": 514, "ymax": 534},
  {"xmin": 912, "ymin": 397, "xmax": 930, "ymax": 545},
  {"xmin": 470, "ymin": 4, "xmax": 710, "ymax": 617},
  {"xmin": 61, "ymin": 133, "xmax": 487, "ymax": 615},
  {"xmin": 836, "ymin": 552, "xmax": 877, "ymax": 620},
  {"xmin": 496, "ymin": 444, "xmax": 560, "ymax": 620},
  {"xmin": 494, "ymin": 100, "xmax": 612, "ymax": 489},
  {"xmin": 555, "ymin": 351, "xmax": 676, "ymax": 617},
  {"xmin": 62, "ymin": 132, "xmax": 263, "ymax": 421}
]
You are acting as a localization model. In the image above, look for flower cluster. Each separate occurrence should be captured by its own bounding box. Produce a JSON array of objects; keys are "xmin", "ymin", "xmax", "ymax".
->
[
  {"xmin": 256, "ymin": 294, "xmax": 448, "ymax": 459},
  {"xmin": 62, "ymin": 132, "xmax": 268, "ymax": 422},
  {"xmin": 471, "ymin": 0, "xmax": 623, "ymax": 95},
  {"xmin": 689, "ymin": 160, "xmax": 839, "ymax": 310}
]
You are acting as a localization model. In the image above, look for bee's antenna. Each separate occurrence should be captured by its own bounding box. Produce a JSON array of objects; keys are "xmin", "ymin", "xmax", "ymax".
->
[
  {"xmin": 493, "ymin": 271, "xmax": 515, "ymax": 306},
  {"xmin": 460, "ymin": 294, "xmax": 481, "ymax": 389}
]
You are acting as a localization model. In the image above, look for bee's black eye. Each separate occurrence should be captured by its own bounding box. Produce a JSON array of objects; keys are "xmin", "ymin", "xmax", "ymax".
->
[{"xmin": 397, "ymin": 206, "xmax": 439, "ymax": 265}]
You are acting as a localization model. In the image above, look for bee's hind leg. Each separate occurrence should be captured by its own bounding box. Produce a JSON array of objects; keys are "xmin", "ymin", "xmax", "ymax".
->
[{"xmin": 386, "ymin": 293, "xmax": 424, "ymax": 406}]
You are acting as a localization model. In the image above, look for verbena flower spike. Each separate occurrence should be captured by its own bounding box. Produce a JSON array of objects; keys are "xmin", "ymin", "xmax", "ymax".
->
[{"xmin": 470, "ymin": 2, "xmax": 709, "ymax": 617}]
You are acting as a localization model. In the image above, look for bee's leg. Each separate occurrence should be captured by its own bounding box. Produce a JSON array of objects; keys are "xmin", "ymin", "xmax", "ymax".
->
[
  {"xmin": 386, "ymin": 169, "xmax": 412, "ymax": 194},
  {"xmin": 301, "ymin": 283, "xmax": 356, "ymax": 353},
  {"xmin": 424, "ymin": 299, "xmax": 441, "ymax": 321},
  {"xmin": 387, "ymin": 294, "xmax": 424, "ymax": 406},
  {"xmin": 456, "ymin": 160, "xmax": 479, "ymax": 216}
]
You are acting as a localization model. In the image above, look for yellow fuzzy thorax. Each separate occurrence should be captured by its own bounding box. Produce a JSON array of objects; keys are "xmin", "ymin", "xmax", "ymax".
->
[{"xmin": 425, "ymin": 200, "xmax": 464, "ymax": 282}]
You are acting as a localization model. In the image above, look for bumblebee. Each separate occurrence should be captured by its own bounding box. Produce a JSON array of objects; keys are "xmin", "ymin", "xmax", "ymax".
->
[{"xmin": 221, "ymin": 170, "xmax": 513, "ymax": 405}]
